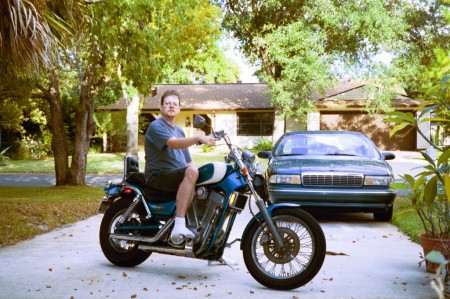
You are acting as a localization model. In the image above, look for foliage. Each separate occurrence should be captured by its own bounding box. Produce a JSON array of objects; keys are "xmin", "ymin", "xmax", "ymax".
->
[
  {"xmin": 392, "ymin": 196, "xmax": 424, "ymax": 243},
  {"xmin": 388, "ymin": 74, "xmax": 450, "ymax": 241},
  {"xmin": 1, "ymin": 0, "xmax": 227, "ymax": 185},
  {"xmin": 254, "ymin": 137, "xmax": 273, "ymax": 151},
  {"xmin": 162, "ymin": 43, "xmax": 240, "ymax": 83},
  {"xmin": 388, "ymin": 72, "xmax": 450, "ymax": 293},
  {"xmin": 201, "ymin": 144, "xmax": 214, "ymax": 153},
  {"xmin": 0, "ymin": 147, "xmax": 11, "ymax": 166},
  {"xmin": 0, "ymin": 0, "xmax": 86, "ymax": 82},
  {"xmin": 220, "ymin": 0, "xmax": 450, "ymax": 118}
]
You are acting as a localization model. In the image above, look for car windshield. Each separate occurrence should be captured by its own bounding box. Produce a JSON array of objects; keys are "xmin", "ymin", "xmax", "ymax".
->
[{"xmin": 274, "ymin": 133, "xmax": 379, "ymax": 157}]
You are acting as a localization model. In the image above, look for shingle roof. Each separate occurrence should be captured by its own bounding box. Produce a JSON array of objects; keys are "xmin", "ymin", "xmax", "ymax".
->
[
  {"xmin": 101, "ymin": 83, "xmax": 272, "ymax": 111},
  {"xmin": 100, "ymin": 80, "xmax": 420, "ymax": 111}
]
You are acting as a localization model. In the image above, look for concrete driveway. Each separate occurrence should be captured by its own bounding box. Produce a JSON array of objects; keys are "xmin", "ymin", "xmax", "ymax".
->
[
  {"xmin": 0, "ymin": 207, "xmax": 439, "ymax": 299},
  {"xmin": 0, "ymin": 151, "xmax": 437, "ymax": 298}
]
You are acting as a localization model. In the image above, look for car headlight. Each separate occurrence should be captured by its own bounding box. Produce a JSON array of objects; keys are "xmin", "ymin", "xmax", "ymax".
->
[
  {"xmin": 364, "ymin": 176, "xmax": 393, "ymax": 186},
  {"xmin": 269, "ymin": 174, "xmax": 301, "ymax": 184}
]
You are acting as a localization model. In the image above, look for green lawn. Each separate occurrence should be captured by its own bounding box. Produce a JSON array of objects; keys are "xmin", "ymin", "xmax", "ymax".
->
[
  {"xmin": 0, "ymin": 150, "xmax": 229, "ymax": 173},
  {"xmin": 0, "ymin": 186, "xmax": 102, "ymax": 247}
]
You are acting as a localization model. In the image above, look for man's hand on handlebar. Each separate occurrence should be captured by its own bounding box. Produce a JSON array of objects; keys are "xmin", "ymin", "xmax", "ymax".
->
[{"xmin": 197, "ymin": 135, "xmax": 217, "ymax": 146}]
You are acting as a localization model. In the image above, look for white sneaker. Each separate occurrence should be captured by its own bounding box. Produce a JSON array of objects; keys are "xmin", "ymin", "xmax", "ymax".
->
[{"xmin": 170, "ymin": 225, "xmax": 195, "ymax": 240}]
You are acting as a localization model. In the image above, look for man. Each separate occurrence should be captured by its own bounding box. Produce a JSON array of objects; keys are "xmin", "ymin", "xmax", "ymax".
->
[{"xmin": 144, "ymin": 90, "xmax": 216, "ymax": 241}]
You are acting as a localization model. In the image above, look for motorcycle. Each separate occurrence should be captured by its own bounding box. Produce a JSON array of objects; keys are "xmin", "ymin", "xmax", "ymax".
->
[{"xmin": 98, "ymin": 114, "xmax": 326, "ymax": 290}]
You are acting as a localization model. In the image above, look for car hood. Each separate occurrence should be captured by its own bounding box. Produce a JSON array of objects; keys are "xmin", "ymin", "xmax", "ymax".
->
[{"xmin": 270, "ymin": 157, "xmax": 392, "ymax": 176}]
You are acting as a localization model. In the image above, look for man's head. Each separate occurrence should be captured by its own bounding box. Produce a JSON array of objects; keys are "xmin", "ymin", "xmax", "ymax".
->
[
  {"xmin": 160, "ymin": 90, "xmax": 180, "ymax": 106},
  {"xmin": 160, "ymin": 90, "xmax": 181, "ymax": 119}
]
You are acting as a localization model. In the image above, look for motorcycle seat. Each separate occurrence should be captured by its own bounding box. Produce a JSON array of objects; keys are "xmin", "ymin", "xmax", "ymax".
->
[{"xmin": 126, "ymin": 172, "xmax": 176, "ymax": 203}]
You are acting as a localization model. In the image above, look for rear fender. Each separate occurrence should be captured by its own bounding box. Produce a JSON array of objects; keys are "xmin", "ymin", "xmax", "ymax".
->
[{"xmin": 240, "ymin": 203, "xmax": 301, "ymax": 250}]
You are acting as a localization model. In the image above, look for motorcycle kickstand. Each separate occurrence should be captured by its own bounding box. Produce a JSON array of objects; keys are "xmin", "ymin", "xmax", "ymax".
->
[{"xmin": 208, "ymin": 256, "xmax": 238, "ymax": 269}]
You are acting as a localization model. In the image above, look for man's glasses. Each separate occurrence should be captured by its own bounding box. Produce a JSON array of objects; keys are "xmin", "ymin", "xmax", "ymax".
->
[{"xmin": 162, "ymin": 102, "xmax": 179, "ymax": 107}]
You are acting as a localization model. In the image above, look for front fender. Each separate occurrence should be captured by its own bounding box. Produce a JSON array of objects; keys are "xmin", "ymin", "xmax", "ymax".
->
[{"xmin": 240, "ymin": 203, "xmax": 301, "ymax": 250}]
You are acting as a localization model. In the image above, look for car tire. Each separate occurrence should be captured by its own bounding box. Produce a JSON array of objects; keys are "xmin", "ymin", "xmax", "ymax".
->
[{"xmin": 373, "ymin": 206, "xmax": 393, "ymax": 222}]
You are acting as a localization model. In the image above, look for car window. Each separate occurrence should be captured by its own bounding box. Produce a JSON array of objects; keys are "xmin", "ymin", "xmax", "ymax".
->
[{"xmin": 274, "ymin": 133, "xmax": 379, "ymax": 157}]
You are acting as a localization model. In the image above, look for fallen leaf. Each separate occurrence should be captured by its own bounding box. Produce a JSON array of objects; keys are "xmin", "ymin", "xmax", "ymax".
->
[
  {"xmin": 122, "ymin": 272, "xmax": 127, "ymax": 277},
  {"xmin": 326, "ymin": 251, "xmax": 349, "ymax": 256},
  {"xmin": 178, "ymin": 275, "xmax": 186, "ymax": 279},
  {"xmin": 131, "ymin": 294, "xmax": 137, "ymax": 298},
  {"xmin": 143, "ymin": 288, "xmax": 148, "ymax": 291}
]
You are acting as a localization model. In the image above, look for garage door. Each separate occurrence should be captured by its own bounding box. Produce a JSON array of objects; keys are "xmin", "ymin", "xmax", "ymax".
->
[{"xmin": 320, "ymin": 111, "xmax": 416, "ymax": 151}]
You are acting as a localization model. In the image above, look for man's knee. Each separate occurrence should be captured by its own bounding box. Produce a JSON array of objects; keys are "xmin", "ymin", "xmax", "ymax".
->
[{"xmin": 185, "ymin": 166, "xmax": 199, "ymax": 182}]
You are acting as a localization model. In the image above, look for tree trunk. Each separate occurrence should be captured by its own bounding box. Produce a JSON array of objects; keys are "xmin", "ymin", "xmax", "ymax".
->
[
  {"xmin": 126, "ymin": 93, "xmax": 139, "ymax": 159},
  {"xmin": 46, "ymin": 69, "xmax": 70, "ymax": 186},
  {"xmin": 68, "ymin": 64, "xmax": 97, "ymax": 185},
  {"xmin": 103, "ymin": 131, "xmax": 108, "ymax": 152}
]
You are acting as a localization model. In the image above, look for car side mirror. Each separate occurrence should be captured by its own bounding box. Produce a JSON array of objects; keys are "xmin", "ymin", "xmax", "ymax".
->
[
  {"xmin": 382, "ymin": 152, "xmax": 395, "ymax": 160},
  {"xmin": 193, "ymin": 114, "xmax": 206, "ymax": 129},
  {"xmin": 258, "ymin": 151, "xmax": 272, "ymax": 159}
]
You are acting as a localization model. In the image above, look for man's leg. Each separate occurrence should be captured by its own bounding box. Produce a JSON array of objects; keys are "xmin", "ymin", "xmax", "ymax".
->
[{"xmin": 171, "ymin": 166, "xmax": 198, "ymax": 239}]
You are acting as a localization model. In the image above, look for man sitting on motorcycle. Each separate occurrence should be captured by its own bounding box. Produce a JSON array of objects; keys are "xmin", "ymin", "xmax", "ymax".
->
[{"xmin": 144, "ymin": 89, "xmax": 216, "ymax": 241}]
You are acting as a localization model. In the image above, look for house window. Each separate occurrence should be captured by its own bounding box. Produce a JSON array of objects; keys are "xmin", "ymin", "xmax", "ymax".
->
[{"xmin": 237, "ymin": 112, "xmax": 274, "ymax": 136}]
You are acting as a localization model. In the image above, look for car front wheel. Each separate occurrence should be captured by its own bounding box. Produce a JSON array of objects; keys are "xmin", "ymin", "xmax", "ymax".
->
[{"xmin": 373, "ymin": 206, "xmax": 393, "ymax": 222}]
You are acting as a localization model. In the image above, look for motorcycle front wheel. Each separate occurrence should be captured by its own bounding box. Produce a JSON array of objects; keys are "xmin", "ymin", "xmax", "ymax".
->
[
  {"xmin": 99, "ymin": 197, "xmax": 152, "ymax": 267},
  {"xmin": 242, "ymin": 208, "xmax": 326, "ymax": 290}
]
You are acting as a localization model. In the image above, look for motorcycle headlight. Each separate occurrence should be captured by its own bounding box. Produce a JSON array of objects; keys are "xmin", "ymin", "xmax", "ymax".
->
[
  {"xmin": 364, "ymin": 175, "xmax": 393, "ymax": 186},
  {"xmin": 269, "ymin": 174, "xmax": 301, "ymax": 184}
]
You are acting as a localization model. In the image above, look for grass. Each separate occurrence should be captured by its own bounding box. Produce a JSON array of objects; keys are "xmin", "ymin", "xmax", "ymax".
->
[
  {"xmin": 392, "ymin": 196, "xmax": 424, "ymax": 243},
  {"xmin": 0, "ymin": 186, "xmax": 103, "ymax": 247},
  {"xmin": 0, "ymin": 150, "xmax": 424, "ymax": 248},
  {"xmin": 0, "ymin": 150, "xmax": 228, "ymax": 173}
]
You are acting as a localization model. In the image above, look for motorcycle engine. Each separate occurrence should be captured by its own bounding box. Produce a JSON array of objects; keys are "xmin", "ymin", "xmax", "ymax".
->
[{"xmin": 187, "ymin": 187, "xmax": 224, "ymax": 243}]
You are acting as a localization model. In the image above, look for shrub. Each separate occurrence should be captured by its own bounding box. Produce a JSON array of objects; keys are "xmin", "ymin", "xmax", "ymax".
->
[{"xmin": 254, "ymin": 137, "xmax": 273, "ymax": 151}]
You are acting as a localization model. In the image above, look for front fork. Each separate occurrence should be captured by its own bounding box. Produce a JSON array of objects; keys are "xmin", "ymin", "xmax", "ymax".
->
[{"xmin": 247, "ymin": 178, "xmax": 285, "ymax": 248}]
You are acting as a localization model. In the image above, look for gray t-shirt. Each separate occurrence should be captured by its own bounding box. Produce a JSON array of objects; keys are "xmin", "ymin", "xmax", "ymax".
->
[{"xmin": 144, "ymin": 117, "xmax": 192, "ymax": 173}]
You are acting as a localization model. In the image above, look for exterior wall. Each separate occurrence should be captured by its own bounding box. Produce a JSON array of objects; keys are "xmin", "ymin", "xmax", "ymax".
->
[
  {"xmin": 320, "ymin": 111, "xmax": 416, "ymax": 151},
  {"xmin": 138, "ymin": 110, "xmax": 275, "ymax": 151}
]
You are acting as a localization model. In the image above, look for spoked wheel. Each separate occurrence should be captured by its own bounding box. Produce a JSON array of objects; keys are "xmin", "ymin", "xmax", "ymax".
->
[
  {"xmin": 99, "ymin": 197, "xmax": 151, "ymax": 267},
  {"xmin": 242, "ymin": 208, "xmax": 326, "ymax": 290}
]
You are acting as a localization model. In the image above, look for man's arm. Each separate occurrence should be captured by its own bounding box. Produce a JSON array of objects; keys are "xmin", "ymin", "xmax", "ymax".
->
[{"xmin": 166, "ymin": 135, "xmax": 216, "ymax": 149}]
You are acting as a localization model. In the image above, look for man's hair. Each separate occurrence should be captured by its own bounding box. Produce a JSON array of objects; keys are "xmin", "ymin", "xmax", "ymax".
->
[{"xmin": 160, "ymin": 90, "xmax": 180, "ymax": 105}]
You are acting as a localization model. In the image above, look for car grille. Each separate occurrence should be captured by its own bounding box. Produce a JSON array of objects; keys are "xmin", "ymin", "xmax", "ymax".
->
[{"xmin": 302, "ymin": 173, "xmax": 363, "ymax": 187}]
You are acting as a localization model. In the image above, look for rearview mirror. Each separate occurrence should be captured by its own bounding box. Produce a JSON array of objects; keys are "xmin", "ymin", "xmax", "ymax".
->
[{"xmin": 193, "ymin": 114, "xmax": 206, "ymax": 129}]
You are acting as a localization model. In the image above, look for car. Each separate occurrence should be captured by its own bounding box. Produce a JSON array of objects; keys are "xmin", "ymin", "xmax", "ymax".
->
[{"xmin": 258, "ymin": 131, "xmax": 396, "ymax": 221}]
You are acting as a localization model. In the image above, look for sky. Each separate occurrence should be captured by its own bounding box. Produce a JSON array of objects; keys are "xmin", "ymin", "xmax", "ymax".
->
[{"xmin": 222, "ymin": 37, "xmax": 260, "ymax": 83}]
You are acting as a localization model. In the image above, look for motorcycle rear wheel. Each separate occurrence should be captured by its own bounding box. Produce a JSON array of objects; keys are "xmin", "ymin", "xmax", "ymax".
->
[
  {"xmin": 242, "ymin": 208, "xmax": 326, "ymax": 290},
  {"xmin": 99, "ymin": 197, "xmax": 152, "ymax": 267}
]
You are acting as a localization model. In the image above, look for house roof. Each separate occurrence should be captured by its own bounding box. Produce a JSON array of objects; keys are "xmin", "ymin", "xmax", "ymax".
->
[
  {"xmin": 100, "ymin": 80, "xmax": 421, "ymax": 111},
  {"xmin": 102, "ymin": 83, "xmax": 273, "ymax": 111}
]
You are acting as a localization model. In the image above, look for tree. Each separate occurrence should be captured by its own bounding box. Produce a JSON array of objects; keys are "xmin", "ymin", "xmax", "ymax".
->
[
  {"xmin": 0, "ymin": 0, "xmax": 89, "ymax": 184},
  {"xmin": 2, "ymin": 0, "xmax": 224, "ymax": 185},
  {"xmin": 162, "ymin": 43, "xmax": 241, "ymax": 83},
  {"xmin": 0, "ymin": 0, "xmax": 85, "ymax": 82},
  {"xmin": 91, "ymin": 0, "xmax": 222, "ymax": 159},
  {"xmin": 220, "ymin": 0, "xmax": 450, "ymax": 120}
]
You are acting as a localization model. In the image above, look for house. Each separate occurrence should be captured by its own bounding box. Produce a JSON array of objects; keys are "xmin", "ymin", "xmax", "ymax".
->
[{"xmin": 101, "ymin": 79, "xmax": 425, "ymax": 151}]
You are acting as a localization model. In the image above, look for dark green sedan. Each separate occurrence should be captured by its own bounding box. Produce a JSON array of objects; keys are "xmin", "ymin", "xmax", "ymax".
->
[{"xmin": 258, "ymin": 131, "xmax": 396, "ymax": 221}]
